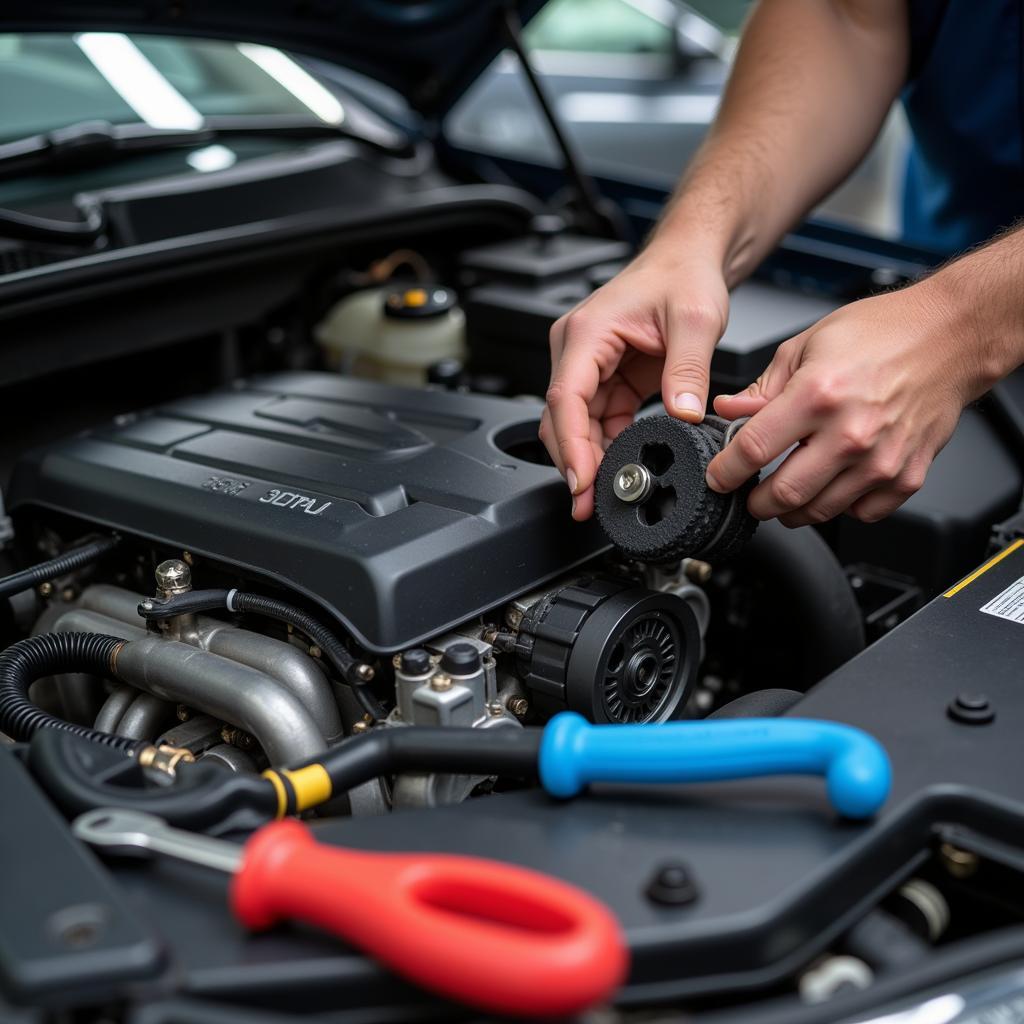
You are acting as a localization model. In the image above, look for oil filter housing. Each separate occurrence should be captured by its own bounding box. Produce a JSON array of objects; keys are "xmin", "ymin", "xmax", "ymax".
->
[
  {"xmin": 515, "ymin": 577, "xmax": 699, "ymax": 724},
  {"xmin": 594, "ymin": 415, "xmax": 759, "ymax": 563}
]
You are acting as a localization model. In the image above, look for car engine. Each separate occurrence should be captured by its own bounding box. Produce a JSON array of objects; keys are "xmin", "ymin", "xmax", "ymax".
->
[{"xmin": 4, "ymin": 215, "xmax": 1024, "ymax": 1024}]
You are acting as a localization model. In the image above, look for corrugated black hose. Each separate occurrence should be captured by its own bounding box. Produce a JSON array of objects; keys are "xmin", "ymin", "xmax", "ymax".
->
[
  {"xmin": 0, "ymin": 534, "xmax": 120, "ymax": 601},
  {"xmin": 0, "ymin": 632, "xmax": 139, "ymax": 752}
]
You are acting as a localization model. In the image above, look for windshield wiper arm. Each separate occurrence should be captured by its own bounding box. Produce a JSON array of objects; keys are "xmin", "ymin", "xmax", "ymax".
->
[{"xmin": 0, "ymin": 113, "xmax": 412, "ymax": 181}]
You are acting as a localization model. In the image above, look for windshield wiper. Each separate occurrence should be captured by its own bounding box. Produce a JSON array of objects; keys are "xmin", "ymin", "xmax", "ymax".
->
[
  {"xmin": 0, "ymin": 114, "xmax": 414, "ymax": 248},
  {"xmin": 0, "ymin": 113, "xmax": 412, "ymax": 182}
]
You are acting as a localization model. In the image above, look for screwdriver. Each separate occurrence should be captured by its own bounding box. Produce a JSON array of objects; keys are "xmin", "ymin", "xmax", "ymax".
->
[{"xmin": 72, "ymin": 808, "xmax": 628, "ymax": 1018}]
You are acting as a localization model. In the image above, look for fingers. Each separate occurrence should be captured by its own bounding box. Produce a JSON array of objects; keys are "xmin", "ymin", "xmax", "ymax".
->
[
  {"xmin": 713, "ymin": 335, "xmax": 804, "ymax": 420},
  {"xmin": 774, "ymin": 454, "xmax": 928, "ymax": 528},
  {"xmin": 705, "ymin": 376, "xmax": 817, "ymax": 493},
  {"xmin": 660, "ymin": 303, "xmax": 725, "ymax": 423},
  {"xmin": 537, "ymin": 407, "xmax": 564, "ymax": 475},
  {"xmin": 745, "ymin": 436, "xmax": 853, "ymax": 521}
]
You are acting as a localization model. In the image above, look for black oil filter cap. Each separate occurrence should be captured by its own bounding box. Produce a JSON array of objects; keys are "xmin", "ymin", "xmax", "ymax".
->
[{"xmin": 594, "ymin": 415, "xmax": 758, "ymax": 563}]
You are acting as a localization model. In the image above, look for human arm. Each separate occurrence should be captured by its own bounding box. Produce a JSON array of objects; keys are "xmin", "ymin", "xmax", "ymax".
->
[
  {"xmin": 539, "ymin": 0, "xmax": 910, "ymax": 519},
  {"xmin": 707, "ymin": 226, "xmax": 1024, "ymax": 526}
]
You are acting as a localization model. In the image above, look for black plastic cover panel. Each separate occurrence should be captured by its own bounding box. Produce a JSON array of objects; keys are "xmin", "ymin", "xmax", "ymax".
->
[{"xmin": 9, "ymin": 373, "xmax": 608, "ymax": 652}]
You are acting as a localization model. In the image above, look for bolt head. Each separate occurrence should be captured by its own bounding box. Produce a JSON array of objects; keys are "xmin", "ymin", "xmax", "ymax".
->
[
  {"xmin": 155, "ymin": 559, "xmax": 192, "ymax": 596},
  {"xmin": 508, "ymin": 697, "xmax": 530, "ymax": 717},
  {"xmin": 430, "ymin": 673, "xmax": 453, "ymax": 692},
  {"xmin": 613, "ymin": 463, "xmax": 653, "ymax": 504}
]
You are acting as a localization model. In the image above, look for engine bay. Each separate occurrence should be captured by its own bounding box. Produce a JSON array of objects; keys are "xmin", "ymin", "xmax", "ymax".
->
[{"xmin": 4, "ymin": 189, "xmax": 1024, "ymax": 1024}]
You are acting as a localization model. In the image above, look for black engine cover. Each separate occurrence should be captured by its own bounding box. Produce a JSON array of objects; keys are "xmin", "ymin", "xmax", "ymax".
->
[{"xmin": 8, "ymin": 373, "xmax": 608, "ymax": 652}]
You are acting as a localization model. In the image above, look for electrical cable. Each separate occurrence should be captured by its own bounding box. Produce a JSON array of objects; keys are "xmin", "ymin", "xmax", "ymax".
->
[{"xmin": 0, "ymin": 534, "xmax": 119, "ymax": 601}]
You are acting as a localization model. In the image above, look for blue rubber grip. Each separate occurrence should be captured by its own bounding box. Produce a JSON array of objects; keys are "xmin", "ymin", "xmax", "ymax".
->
[{"xmin": 538, "ymin": 713, "xmax": 891, "ymax": 819}]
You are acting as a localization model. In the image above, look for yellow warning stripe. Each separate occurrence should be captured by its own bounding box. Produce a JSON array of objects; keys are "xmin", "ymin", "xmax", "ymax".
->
[{"xmin": 943, "ymin": 538, "xmax": 1024, "ymax": 598}]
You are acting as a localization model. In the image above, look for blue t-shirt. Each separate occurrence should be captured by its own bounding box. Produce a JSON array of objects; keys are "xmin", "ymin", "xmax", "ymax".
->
[{"xmin": 902, "ymin": 0, "xmax": 1022, "ymax": 254}]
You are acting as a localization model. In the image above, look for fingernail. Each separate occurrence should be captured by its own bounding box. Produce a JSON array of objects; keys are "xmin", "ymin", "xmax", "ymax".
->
[
  {"xmin": 673, "ymin": 392, "xmax": 704, "ymax": 418},
  {"xmin": 567, "ymin": 468, "xmax": 579, "ymax": 494},
  {"xmin": 706, "ymin": 469, "xmax": 724, "ymax": 493},
  {"xmin": 571, "ymin": 495, "xmax": 577, "ymax": 517},
  {"xmin": 717, "ymin": 392, "xmax": 735, "ymax": 400}
]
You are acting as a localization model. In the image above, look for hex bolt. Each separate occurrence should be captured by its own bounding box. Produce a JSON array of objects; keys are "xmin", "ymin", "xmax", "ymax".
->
[
  {"xmin": 430, "ymin": 673, "xmax": 453, "ymax": 693},
  {"xmin": 355, "ymin": 663, "xmax": 376, "ymax": 682},
  {"xmin": 155, "ymin": 559, "xmax": 192, "ymax": 597},
  {"xmin": 613, "ymin": 463, "xmax": 653, "ymax": 504},
  {"xmin": 487, "ymin": 701, "xmax": 504, "ymax": 717},
  {"xmin": 308, "ymin": 645, "xmax": 322, "ymax": 659},
  {"xmin": 38, "ymin": 581, "xmax": 54, "ymax": 598}
]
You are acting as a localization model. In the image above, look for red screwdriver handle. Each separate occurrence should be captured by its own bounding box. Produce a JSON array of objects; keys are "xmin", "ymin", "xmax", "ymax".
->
[{"xmin": 231, "ymin": 819, "xmax": 628, "ymax": 1017}]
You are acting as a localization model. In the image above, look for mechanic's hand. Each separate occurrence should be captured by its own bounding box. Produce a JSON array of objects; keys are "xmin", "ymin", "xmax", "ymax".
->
[
  {"xmin": 540, "ymin": 248, "xmax": 729, "ymax": 520},
  {"xmin": 707, "ymin": 282, "xmax": 978, "ymax": 527}
]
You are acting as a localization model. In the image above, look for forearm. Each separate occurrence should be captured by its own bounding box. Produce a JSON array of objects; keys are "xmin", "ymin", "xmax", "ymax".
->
[
  {"xmin": 920, "ymin": 224, "xmax": 1024, "ymax": 399},
  {"xmin": 651, "ymin": 0, "xmax": 909, "ymax": 287}
]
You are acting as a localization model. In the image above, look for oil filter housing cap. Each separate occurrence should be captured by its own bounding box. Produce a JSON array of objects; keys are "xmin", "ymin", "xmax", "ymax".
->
[
  {"xmin": 516, "ymin": 576, "xmax": 699, "ymax": 724},
  {"xmin": 595, "ymin": 415, "xmax": 758, "ymax": 563}
]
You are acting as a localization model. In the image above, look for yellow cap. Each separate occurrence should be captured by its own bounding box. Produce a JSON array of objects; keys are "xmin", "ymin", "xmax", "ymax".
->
[{"xmin": 402, "ymin": 288, "xmax": 428, "ymax": 308}]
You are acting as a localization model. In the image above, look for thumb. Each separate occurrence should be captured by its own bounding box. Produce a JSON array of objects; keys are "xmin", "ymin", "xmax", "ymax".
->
[
  {"xmin": 714, "ymin": 334, "xmax": 804, "ymax": 419},
  {"xmin": 661, "ymin": 305, "xmax": 724, "ymax": 423}
]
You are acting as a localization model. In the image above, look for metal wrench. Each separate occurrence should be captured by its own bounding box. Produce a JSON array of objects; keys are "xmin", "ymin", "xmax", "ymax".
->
[{"xmin": 72, "ymin": 808, "xmax": 627, "ymax": 1018}]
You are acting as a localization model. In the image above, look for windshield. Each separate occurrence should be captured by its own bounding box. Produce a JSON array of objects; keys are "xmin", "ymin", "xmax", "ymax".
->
[{"xmin": 0, "ymin": 32, "xmax": 401, "ymax": 143}]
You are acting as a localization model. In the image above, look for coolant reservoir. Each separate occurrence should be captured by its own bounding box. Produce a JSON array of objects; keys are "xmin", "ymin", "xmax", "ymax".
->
[{"xmin": 315, "ymin": 284, "xmax": 466, "ymax": 386}]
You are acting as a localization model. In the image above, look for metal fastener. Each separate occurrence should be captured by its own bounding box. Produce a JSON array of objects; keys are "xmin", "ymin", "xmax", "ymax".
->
[
  {"xmin": 308, "ymin": 645, "xmax": 322, "ymax": 659},
  {"xmin": 430, "ymin": 673, "xmax": 453, "ymax": 692},
  {"xmin": 487, "ymin": 701, "xmax": 504, "ymax": 717},
  {"xmin": 507, "ymin": 696, "xmax": 530, "ymax": 717},
  {"xmin": 155, "ymin": 559, "xmax": 192, "ymax": 596},
  {"xmin": 355, "ymin": 663, "xmax": 376, "ymax": 682},
  {"xmin": 939, "ymin": 842, "xmax": 980, "ymax": 879},
  {"xmin": 38, "ymin": 581, "xmax": 54, "ymax": 598},
  {"xmin": 683, "ymin": 559, "xmax": 712, "ymax": 585},
  {"xmin": 613, "ymin": 463, "xmax": 652, "ymax": 504}
]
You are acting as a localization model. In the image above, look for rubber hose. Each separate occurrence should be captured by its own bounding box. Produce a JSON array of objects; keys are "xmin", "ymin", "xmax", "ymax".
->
[
  {"xmin": 0, "ymin": 632, "xmax": 138, "ymax": 751},
  {"xmin": 314, "ymin": 725, "xmax": 542, "ymax": 790},
  {"xmin": 0, "ymin": 535, "xmax": 119, "ymax": 601},
  {"xmin": 28, "ymin": 729, "xmax": 278, "ymax": 836},
  {"xmin": 744, "ymin": 520, "xmax": 865, "ymax": 686}
]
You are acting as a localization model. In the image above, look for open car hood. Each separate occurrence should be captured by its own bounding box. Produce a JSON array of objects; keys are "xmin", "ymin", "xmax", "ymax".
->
[{"xmin": 0, "ymin": 0, "xmax": 545, "ymax": 116}]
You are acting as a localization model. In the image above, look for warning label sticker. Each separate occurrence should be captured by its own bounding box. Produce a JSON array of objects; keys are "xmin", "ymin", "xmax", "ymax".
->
[{"xmin": 980, "ymin": 575, "xmax": 1024, "ymax": 624}]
